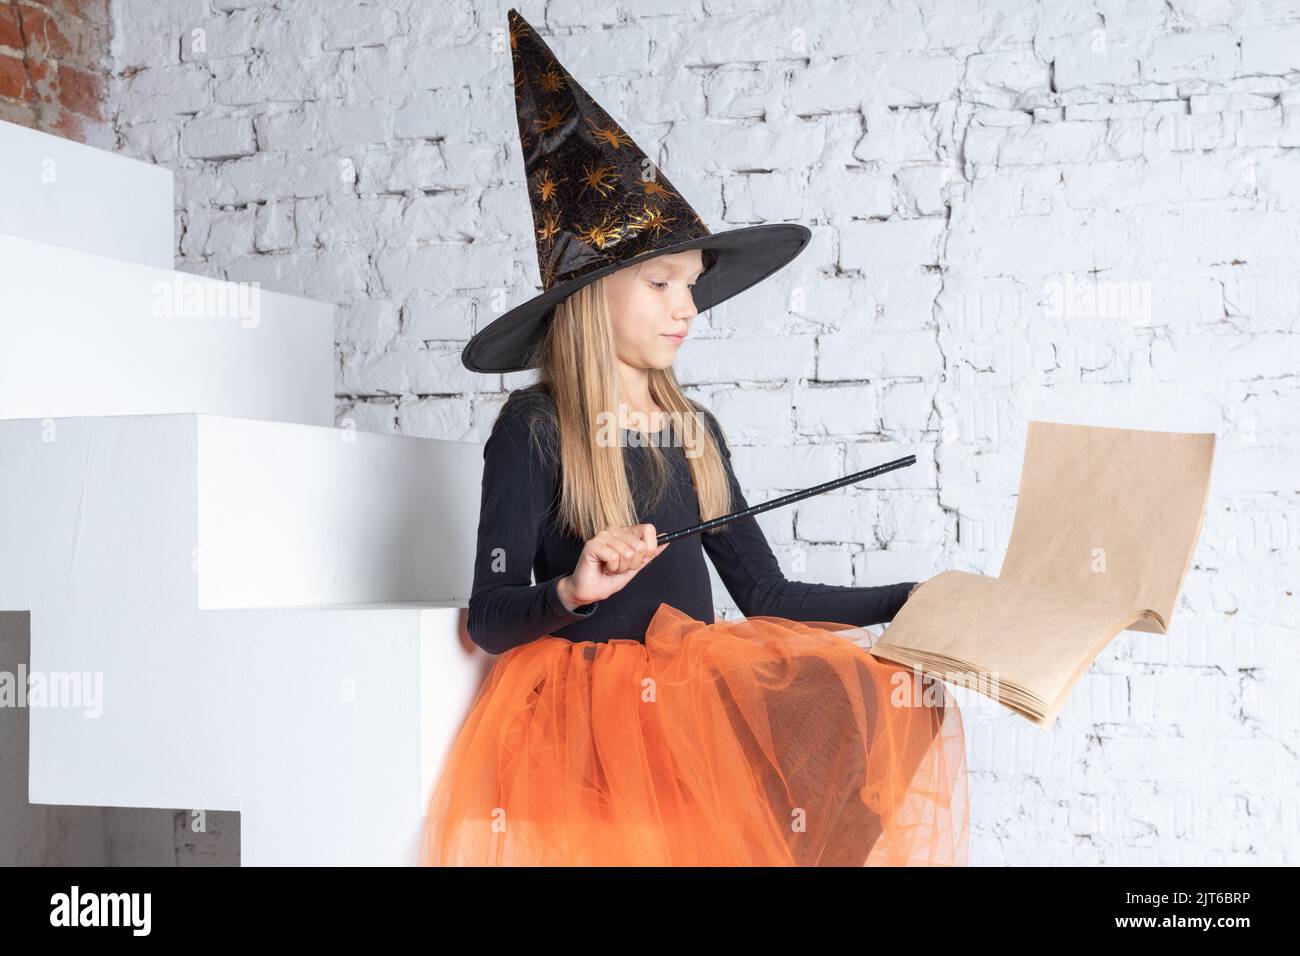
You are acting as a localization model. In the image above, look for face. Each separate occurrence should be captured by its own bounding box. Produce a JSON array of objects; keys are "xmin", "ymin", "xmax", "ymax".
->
[{"xmin": 602, "ymin": 249, "xmax": 704, "ymax": 370}]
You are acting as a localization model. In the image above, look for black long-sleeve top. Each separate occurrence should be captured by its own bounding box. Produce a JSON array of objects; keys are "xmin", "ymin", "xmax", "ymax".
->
[{"xmin": 465, "ymin": 384, "xmax": 917, "ymax": 655}]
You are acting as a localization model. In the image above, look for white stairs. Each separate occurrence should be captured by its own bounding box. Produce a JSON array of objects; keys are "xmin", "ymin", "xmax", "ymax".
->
[{"xmin": 0, "ymin": 119, "xmax": 491, "ymax": 864}]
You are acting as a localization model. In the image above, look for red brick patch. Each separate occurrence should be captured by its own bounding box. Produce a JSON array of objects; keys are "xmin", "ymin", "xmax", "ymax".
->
[{"xmin": 0, "ymin": 0, "xmax": 109, "ymax": 139}]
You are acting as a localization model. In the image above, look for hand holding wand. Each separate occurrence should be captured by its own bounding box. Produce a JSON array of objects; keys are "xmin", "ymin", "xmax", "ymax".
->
[{"xmin": 655, "ymin": 454, "xmax": 917, "ymax": 544}]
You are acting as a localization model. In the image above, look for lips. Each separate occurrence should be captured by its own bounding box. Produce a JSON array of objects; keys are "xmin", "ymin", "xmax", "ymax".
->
[{"xmin": 662, "ymin": 333, "xmax": 686, "ymax": 343}]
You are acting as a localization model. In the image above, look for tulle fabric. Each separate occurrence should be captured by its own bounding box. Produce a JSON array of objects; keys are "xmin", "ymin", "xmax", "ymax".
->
[{"xmin": 419, "ymin": 602, "xmax": 968, "ymax": 866}]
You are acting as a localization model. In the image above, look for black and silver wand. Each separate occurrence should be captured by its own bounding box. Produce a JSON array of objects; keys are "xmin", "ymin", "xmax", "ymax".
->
[{"xmin": 655, "ymin": 454, "xmax": 917, "ymax": 544}]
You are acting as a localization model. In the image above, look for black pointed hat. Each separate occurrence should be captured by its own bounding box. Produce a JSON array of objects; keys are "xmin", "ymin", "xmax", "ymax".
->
[{"xmin": 461, "ymin": 8, "xmax": 812, "ymax": 374}]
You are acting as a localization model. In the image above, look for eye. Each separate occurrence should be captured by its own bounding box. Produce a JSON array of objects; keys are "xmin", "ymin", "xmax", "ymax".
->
[{"xmin": 650, "ymin": 280, "xmax": 668, "ymax": 290}]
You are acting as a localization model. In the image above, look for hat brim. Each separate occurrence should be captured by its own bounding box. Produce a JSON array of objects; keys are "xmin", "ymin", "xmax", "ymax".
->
[{"xmin": 461, "ymin": 222, "xmax": 812, "ymax": 374}]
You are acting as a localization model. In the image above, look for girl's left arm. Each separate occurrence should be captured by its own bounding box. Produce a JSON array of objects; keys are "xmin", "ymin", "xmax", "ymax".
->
[{"xmin": 698, "ymin": 410, "xmax": 917, "ymax": 627}]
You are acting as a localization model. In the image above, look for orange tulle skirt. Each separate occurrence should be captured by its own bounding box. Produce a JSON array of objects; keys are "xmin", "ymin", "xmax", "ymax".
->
[{"xmin": 419, "ymin": 603, "xmax": 968, "ymax": 866}]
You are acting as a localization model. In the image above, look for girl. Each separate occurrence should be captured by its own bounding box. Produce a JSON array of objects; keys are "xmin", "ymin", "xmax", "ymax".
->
[
  {"xmin": 418, "ymin": 250, "xmax": 968, "ymax": 866},
  {"xmin": 417, "ymin": 8, "xmax": 968, "ymax": 866}
]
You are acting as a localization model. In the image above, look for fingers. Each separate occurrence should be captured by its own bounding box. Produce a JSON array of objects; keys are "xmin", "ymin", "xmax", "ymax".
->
[
  {"xmin": 590, "ymin": 525, "xmax": 664, "ymax": 575},
  {"xmin": 610, "ymin": 527, "xmax": 649, "ymax": 573},
  {"xmin": 587, "ymin": 529, "xmax": 637, "ymax": 575},
  {"xmin": 643, "ymin": 523, "xmax": 672, "ymax": 556},
  {"xmin": 644, "ymin": 525, "xmax": 669, "ymax": 560},
  {"xmin": 629, "ymin": 524, "xmax": 667, "ymax": 571},
  {"xmin": 591, "ymin": 531, "xmax": 619, "ymax": 574},
  {"xmin": 587, "ymin": 540, "xmax": 624, "ymax": 575}
]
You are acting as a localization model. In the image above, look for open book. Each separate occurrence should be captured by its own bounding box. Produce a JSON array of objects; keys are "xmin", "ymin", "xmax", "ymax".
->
[{"xmin": 868, "ymin": 421, "xmax": 1216, "ymax": 729}]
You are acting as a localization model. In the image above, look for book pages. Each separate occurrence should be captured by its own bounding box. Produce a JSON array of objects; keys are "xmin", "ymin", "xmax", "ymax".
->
[
  {"xmin": 869, "ymin": 421, "xmax": 1216, "ymax": 728},
  {"xmin": 998, "ymin": 421, "xmax": 1216, "ymax": 633}
]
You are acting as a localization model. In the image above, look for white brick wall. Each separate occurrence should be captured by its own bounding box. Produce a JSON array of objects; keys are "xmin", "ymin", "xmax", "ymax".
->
[{"xmin": 107, "ymin": 0, "xmax": 1300, "ymax": 865}]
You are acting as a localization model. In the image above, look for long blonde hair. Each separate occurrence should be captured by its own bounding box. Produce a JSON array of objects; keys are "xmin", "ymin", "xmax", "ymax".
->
[{"xmin": 515, "ymin": 270, "xmax": 734, "ymax": 543}]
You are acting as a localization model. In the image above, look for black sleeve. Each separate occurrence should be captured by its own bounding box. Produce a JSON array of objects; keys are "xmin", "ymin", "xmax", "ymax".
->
[
  {"xmin": 466, "ymin": 391, "xmax": 599, "ymax": 654},
  {"xmin": 697, "ymin": 408, "xmax": 916, "ymax": 627}
]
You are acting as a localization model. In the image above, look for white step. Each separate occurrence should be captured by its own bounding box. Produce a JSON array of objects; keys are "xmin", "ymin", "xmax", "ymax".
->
[
  {"xmin": 0, "ymin": 119, "xmax": 174, "ymax": 268},
  {"xmin": 0, "ymin": 413, "xmax": 488, "ymax": 865},
  {"xmin": 0, "ymin": 234, "xmax": 335, "ymax": 427},
  {"xmin": 194, "ymin": 414, "xmax": 484, "ymax": 609}
]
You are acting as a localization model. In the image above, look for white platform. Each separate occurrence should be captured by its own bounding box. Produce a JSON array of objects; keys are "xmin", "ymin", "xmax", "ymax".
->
[
  {"xmin": 0, "ymin": 233, "xmax": 335, "ymax": 427},
  {"xmin": 0, "ymin": 413, "xmax": 489, "ymax": 864},
  {"xmin": 0, "ymin": 119, "xmax": 174, "ymax": 268}
]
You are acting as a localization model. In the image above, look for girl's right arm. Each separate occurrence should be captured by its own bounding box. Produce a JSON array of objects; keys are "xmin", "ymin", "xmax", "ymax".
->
[{"xmin": 466, "ymin": 394, "xmax": 600, "ymax": 654}]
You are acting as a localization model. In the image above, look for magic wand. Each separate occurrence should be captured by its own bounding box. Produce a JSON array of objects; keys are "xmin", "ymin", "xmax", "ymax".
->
[{"xmin": 655, "ymin": 454, "xmax": 917, "ymax": 544}]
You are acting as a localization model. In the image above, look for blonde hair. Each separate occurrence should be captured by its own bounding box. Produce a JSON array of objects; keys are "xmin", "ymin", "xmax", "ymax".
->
[{"xmin": 516, "ymin": 270, "xmax": 734, "ymax": 543}]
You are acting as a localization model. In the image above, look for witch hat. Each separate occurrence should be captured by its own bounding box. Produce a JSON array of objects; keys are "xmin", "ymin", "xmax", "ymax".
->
[{"xmin": 461, "ymin": 7, "xmax": 812, "ymax": 374}]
